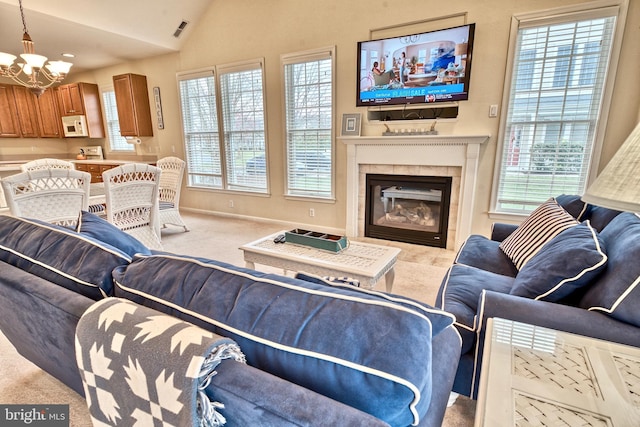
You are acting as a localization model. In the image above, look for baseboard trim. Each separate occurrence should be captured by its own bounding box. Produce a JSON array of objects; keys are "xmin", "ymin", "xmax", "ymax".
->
[{"xmin": 180, "ymin": 207, "xmax": 345, "ymax": 237}]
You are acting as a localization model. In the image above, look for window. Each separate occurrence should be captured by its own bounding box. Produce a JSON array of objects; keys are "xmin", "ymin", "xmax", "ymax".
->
[
  {"xmin": 492, "ymin": 3, "xmax": 625, "ymax": 215},
  {"xmin": 177, "ymin": 60, "xmax": 268, "ymax": 193},
  {"xmin": 219, "ymin": 61, "xmax": 267, "ymax": 193},
  {"xmin": 178, "ymin": 71, "xmax": 222, "ymax": 188},
  {"xmin": 282, "ymin": 47, "xmax": 335, "ymax": 198},
  {"xmin": 101, "ymin": 89, "xmax": 133, "ymax": 152}
]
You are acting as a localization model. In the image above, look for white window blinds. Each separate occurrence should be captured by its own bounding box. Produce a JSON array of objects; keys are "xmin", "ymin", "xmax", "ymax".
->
[
  {"xmin": 178, "ymin": 71, "xmax": 223, "ymax": 189},
  {"xmin": 282, "ymin": 47, "xmax": 334, "ymax": 198},
  {"xmin": 101, "ymin": 89, "xmax": 133, "ymax": 152},
  {"xmin": 219, "ymin": 60, "xmax": 268, "ymax": 193},
  {"xmin": 494, "ymin": 6, "xmax": 619, "ymax": 214}
]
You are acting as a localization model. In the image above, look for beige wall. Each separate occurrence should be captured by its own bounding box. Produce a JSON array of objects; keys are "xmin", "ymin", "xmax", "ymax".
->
[{"xmin": 12, "ymin": 0, "xmax": 640, "ymax": 238}]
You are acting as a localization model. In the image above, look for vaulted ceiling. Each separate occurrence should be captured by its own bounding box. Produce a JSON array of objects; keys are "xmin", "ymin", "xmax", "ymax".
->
[{"xmin": 0, "ymin": 0, "xmax": 212, "ymax": 74}]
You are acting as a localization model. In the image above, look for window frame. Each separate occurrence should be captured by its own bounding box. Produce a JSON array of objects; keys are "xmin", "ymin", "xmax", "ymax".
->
[
  {"xmin": 490, "ymin": 0, "xmax": 628, "ymax": 219},
  {"xmin": 218, "ymin": 58, "xmax": 269, "ymax": 194},
  {"xmin": 177, "ymin": 69, "xmax": 223, "ymax": 190},
  {"xmin": 100, "ymin": 86, "xmax": 135, "ymax": 154},
  {"xmin": 177, "ymin": 59, "xmax": 269, "ymax": 195},
  {"xmin": 281, "ymin": 46, "xmax": 336, "ymax": 201}
]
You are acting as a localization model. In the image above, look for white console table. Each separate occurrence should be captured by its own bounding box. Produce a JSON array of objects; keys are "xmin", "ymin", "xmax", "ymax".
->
[{"xmin": 476, "ymin": 318, "xmax": 640, "ymax": 426}]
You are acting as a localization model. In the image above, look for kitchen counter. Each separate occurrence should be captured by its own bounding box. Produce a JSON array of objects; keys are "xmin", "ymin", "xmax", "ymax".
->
[
  {"xmin": 0, "ymin": 161, "xmax": 26, "ymax": 172},
  {"xmin": 0, "ymin": 162, "xmax": 25, "ymax": 209},
  {"xmin": 73, "ymin": 160, "xmax": 156, "ymax": 183},
  {"xmin": 71, "ymin": 159, "xmax": 154, "ymax": 165}
]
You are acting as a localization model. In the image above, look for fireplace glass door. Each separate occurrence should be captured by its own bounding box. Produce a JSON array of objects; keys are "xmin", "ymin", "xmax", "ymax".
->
[{"xmin": 365, "ymin": 174, "xmax": 451, "ymax": 248}]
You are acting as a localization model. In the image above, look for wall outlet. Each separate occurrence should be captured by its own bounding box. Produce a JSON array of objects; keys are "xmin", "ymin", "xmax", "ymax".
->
[
  {"xmin": 309, "ymin": 208, "xmax": 315, "ymax": 217},
  {"xmin": 489, "ymin": 104, "xmax": 499, "ymax": 118},
  {"xmin": 229, "ymin": 200, "xmax": 234, "ymax": 208}
]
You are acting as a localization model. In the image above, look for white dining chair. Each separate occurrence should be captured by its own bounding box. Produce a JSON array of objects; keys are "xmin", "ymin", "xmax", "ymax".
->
[
  {"xmin": 102, "ymin": 163, "xmax": 163, "ymax": 250},
  {"xmin": 157, "ymin": 156, "xmax": 189, "ymax": 232},
  {"xmin": 1, "ymin": 168, "xmax": 91, "ymax": 228},
  {"xmin": 21, "ymin": 158, "xmax": 75, "ymax": 172}
]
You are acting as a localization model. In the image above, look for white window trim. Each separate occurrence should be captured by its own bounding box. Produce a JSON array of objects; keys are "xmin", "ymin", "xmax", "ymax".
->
[
  {"xmin": 489, "ymin": 0, "xmax": 629, "ymax": 218},
  {"xmin": 177, "ymin": 60, "xmax": 270, "ymax": 194},
  {"xmin": 176, "ymin": 69, "xmax": 220, "ymax": 190},
  {"xmin": 280, "ymin": 46, "xmax": 336, "ymax": 201},
  {"xmin": 218, "ymin": 58, "xmax": 269, "ymax": 194},
  {"xmin": 100, "ymin": 85, "xmax": 136, "ymax": 154}
]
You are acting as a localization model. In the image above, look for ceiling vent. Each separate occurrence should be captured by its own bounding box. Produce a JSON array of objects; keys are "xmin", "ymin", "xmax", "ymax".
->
[{"xmin": 173, "ymin": 21, "xmax": 189, "ymax": 38}]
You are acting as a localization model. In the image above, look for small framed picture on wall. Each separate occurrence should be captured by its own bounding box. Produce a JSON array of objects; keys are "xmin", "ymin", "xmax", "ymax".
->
[
  {"xmin": 153, "ymin": 86, "xmax": 164, "ymax": 130},
  {"xmin": 341, "ymin": 113, "xmax": 361, "ymax": 136}
]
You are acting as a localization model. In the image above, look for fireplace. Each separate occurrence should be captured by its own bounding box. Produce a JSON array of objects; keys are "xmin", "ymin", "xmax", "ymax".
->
[
  {"xmin": 340, "ymin": 134, "xmax": 489, "ymax": 250},
  {"xmin": 365, "ymin": 174, "xmax": 452, "ymax": 247}
]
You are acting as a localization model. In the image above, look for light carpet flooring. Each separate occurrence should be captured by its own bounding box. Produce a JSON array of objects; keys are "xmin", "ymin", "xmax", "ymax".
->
[{"xmin": 0, "ymin": 211, "xmax": 476, "ymax": 426}]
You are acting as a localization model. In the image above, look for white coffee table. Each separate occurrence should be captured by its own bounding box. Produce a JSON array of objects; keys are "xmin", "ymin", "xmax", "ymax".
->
[
  {"xmin": 475, "ymin": 318, "xmax": 640, "ymax": 426},
  {"xmin": 240, "ymin": 231, "xmax": 401, "ymax": 292}
]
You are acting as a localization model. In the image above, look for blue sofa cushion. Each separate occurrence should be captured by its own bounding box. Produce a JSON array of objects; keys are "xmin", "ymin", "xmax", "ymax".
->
[
  {"xmin": 579, "ymin": 213, "xmax": 640, "ymax": 327},
  {"xmin": 582, "ymin": 204, "xmax": 623, "ymax": 232},
  {"xmin": 436, "ymin": 264, "xmax": 514, "ymax": 354},
  {"xmin": 499, "ymin": 198, "xmax": 578, "ymax": 270},
  {"xmin": 112, "ymin": 253, "xmax": 455, "ymax": 427},
  {"xmin": 76, "ymin": 210, "xmax": 151, "ymax": 257},
  {"xmin": 454, "ymin": 235, "xmax": 518, "ymax": 277},
  {"xmin": 0, "ymin": 215, "xmax": 130, "ymax": 299},
  {"xmin": 556, "ymin": 194, "xmax": 589, "ymax": 220},
  {"xmin": 510, "ymin": 221, "xmax": 607, "ymax": 302}
]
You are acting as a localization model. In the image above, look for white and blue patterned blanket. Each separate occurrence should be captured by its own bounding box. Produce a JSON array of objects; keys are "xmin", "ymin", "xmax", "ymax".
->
[{"xmin": 75, "ymin": 298, "xmax": 245, "ymax": 426}]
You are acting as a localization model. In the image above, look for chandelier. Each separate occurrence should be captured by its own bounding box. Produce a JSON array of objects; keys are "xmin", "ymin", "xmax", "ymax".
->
[{"xmin": 0, "ymin": 0, "xmax": 72, "ymax": 97}]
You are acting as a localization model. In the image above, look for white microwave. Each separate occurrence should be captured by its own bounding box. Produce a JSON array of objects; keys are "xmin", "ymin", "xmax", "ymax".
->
[{"xmin": 62, "ymin": 115, "xmax": 89, "ymax": 138}]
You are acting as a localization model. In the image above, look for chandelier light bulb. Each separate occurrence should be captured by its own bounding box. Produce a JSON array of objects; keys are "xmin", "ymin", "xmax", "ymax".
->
[
  {"xmin": 20, "ymin": 53, "xmax": 47, "ymax": 69},
  {"xmin": 0, "ymin": 52, "xmax": 17, "ymax": 67}
]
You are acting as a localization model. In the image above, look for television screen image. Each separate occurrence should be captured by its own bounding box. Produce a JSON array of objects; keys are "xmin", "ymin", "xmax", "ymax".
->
[{"xmin": 357, "ymin": 23, "xmax": 475, "ymax": 107}]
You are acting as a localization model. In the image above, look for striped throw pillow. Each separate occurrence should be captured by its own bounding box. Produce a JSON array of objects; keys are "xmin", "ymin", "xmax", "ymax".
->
[{"xmin": 499, "ymin": 198, "xmax": 578, "ymax": 270}]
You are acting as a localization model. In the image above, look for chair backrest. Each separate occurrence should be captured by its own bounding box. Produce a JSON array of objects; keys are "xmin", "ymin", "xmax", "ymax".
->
[
  {"xmin": 1, "ymin": 168, "xmax": 91, "ymax": 228},
  {"xmin": 21, "ymin": 158, "xmax": 75, "ymax": 172},
  {"xmin": 157, "ymin": 156, "xmax": 186, "ymax": 207},
  {"xmin": 102, "ymin": 163, "xmax": 162, "ymax": 249}
]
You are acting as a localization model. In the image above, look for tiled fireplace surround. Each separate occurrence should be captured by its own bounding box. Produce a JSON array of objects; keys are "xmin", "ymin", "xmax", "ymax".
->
[{"xmin": 341, "ymin": 134, "xmax": 489, "ymax": 250}]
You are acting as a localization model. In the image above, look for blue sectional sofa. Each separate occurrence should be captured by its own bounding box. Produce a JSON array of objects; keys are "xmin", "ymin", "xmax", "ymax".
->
[
  {"xmin": 0, "ymin": 212, "xmax": 462, "ymax": 427},
  {"xmin": 436, "ymin": 195, "xmax": 640, "ymax": 399}
]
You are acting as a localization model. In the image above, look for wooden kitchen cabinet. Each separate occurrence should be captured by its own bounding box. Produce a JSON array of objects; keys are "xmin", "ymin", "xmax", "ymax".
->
[
  {"xmin": 12, "ymin": 86, "xmax": 40, "ymax": 138},
  {"xmin": 0, "ymin": 84, "xmax": 21, "ymax": 138},
  {"xmin": 75, "ymin": 162, "xmax": 118, "ymax": 183},
  {"xmin": 58, "ymin": 83, "xmax": 85, "ymax": 115},
  {"xmin": 36, "ymin": 88, "xmax": 63, "ymax": 138},
  {"xmin": 113, "ymin": 73, "xmax": 153, "ymax": 137},
  {"xmin": 0, "ymin": 84, "xmax": 63, "ymax": 138},
  {"xmin": 57, "ymin": 82, "xmax": 105, "ymax": 138}
]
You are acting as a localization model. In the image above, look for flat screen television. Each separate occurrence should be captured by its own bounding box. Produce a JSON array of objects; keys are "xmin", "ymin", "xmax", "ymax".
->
[{"xmin": 356, "ymin": 23, "xmax": 476, "ymax": 107}]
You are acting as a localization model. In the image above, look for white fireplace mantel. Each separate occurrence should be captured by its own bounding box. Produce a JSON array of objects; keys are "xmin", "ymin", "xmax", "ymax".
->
[{"xmin": 340, "ymin": 134, "xmax": 490, "ymax": 250}]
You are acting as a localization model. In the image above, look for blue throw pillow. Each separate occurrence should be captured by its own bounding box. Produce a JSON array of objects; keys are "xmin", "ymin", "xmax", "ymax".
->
[
  {"xmin": 579, "ymin": 213, "xmax": 640, "ymax": 327},
  {"xmin": 112, "ymin": 253, "xmax": 455, "ymax": 427},
  {"xmin": 555, "ymin": 194, "xmax": 588, "ymax": 220},
  {"xmin": 0, "ymin": 215, "xmax": 131, "ymax": 299},
  {"xmin": 510, "ymin": 221, "xmax": 607, "ymax": 302},
  {"xmin": 77, "ymin": 211, "xmax": 151, "ymax": 257},
  {"xmin": 499, "ymin": 198, "xmax": 578, "ymax": 270}
]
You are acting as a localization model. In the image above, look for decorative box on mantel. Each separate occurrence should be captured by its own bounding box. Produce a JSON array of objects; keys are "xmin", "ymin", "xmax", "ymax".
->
[{"xmin": 339, "ymin": 134, "xmax": 490, "ymax": 250}]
